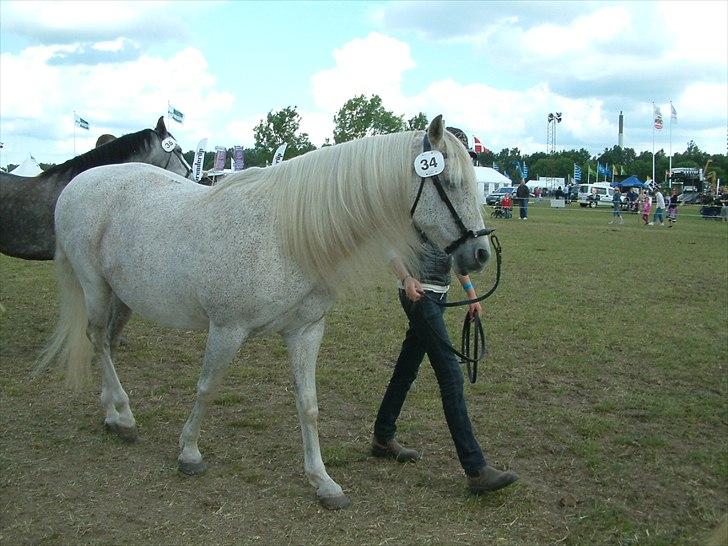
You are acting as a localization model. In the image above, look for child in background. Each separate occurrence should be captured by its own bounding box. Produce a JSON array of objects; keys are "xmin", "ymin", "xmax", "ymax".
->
[
  {"xmin": 642, "ymin": 191, "xmax": 652, "ymax": 225},
  {"xmin": 500, "ymin": 194, "xmax": 513, "ymax": 218},
  {"xmin": 609, "ymin": 187, "xmax": 624, "ymax": 224},
  {"xmin": 668, "ymin": 188, "xmax": 679, "ymax": 227}
]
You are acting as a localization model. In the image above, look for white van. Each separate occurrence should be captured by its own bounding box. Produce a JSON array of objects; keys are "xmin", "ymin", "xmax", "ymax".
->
[{"xmin": 578, "ymin": 182, "xmax": 619, "ymax": 208}]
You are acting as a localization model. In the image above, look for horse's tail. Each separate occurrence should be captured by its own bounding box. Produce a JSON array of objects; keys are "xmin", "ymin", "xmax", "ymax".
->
[{"xmin": 34, "ymin": 243, "xmax": 93, "ymax": 391}]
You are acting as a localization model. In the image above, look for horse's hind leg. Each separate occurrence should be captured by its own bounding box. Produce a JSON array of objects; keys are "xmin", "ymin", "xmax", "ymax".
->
[
  {"xmin": 84, "ymin": 286, "xmax": 137, "ymax": 442},
  {"xmin": 108, "ymin": 295, "xmax": 132, "ymax": 352},
  {"xmin": 284, "ymin": 319, "xmax": 350, "ymax": 510},
  {"xmin": 178, "ymin": 324, "xmax": 247, "ymax": 475}
]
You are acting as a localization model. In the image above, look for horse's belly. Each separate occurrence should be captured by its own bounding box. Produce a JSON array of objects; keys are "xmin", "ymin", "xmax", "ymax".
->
[{"xmin": 114, "ymin": 285, "xmax": 209, "ymax": 330}]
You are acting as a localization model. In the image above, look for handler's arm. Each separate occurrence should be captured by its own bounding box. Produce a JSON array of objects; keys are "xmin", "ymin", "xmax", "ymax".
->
[
  {"xmin": 456, "ymin": 273, "xmax": 482, "ymax": 318},
  {"xmin": 390, "ymin": 256, "xmax": 423, "ymax": 302}
]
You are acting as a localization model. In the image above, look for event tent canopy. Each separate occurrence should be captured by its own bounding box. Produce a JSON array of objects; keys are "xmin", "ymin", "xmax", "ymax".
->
[
  {"xmin": 611, "ymin": 175, "xmax": 647, "ymax": 189},
  {"xmin": 10, "ymin": 155, "xmax": 43, "ymax": 177}
]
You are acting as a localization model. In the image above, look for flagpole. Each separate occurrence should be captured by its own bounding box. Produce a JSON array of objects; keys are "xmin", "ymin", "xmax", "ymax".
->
[
  {"xmin": 669, "ymin": 100, "xmax": 673, "ymax": 186},
  {"xmin": 73, "ymin": 110, "xmax": 76, "ymax": 156},
  {"xmin": 652, "ymin": 102, "xmax": 656, "ymax": 186}
]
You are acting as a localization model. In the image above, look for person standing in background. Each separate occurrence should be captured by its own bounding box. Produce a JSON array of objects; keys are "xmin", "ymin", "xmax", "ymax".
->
[
  {"xmin": 668, "ymin": 188, "xmax": 679, "ymax": 227},
  {"xmin": 516, "ymin": 179, "xmax": 529, "ymax": 220},
  {"xmin": 609, "ymin": 187, "xmax": 624, "ymax": 224},
  {"xmin": 651, "ymin": 188, "xmax": 665, "ymax": 226},
  {"xmin": 641, "ymin": 191, "xmax": 652, "ymax": 225}
]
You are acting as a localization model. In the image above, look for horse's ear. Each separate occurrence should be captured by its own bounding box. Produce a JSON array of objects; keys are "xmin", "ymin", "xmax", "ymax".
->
[
  {"xmin": 155, "ymin": 116, "xmax": 168, "ymax": 136},
  {"xmin": 427, "ymin": 115, "xmax": 444, "ymax": 146}
]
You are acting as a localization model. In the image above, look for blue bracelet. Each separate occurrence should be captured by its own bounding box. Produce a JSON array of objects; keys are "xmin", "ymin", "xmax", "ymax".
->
[{"xmin": 462, "ymin": 281, "xmax": 473, "ymax": 292}]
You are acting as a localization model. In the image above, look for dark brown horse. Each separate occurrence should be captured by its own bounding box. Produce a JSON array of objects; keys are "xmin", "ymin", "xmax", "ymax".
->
[{"xmin": 0, "ymin": 117, "xmax": 192, "ymax": 260}]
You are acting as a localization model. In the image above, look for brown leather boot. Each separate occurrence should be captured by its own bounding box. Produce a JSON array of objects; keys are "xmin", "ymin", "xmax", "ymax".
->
[
  {"xmin": 467, "ymin": 465, "xmax": 518, "ymax": 494},
  {"xmin": 371, "ymin": 437, "xmax": 422, "ymax": 463}
]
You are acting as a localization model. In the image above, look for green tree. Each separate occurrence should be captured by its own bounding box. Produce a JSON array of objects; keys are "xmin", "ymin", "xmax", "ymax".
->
[
  {"xmin": 332, "ymin": 95, "xmax": 406, "ymax": 143},
  {"xmin": 253, "ymin": 106, "xmax": 315, "ymax": 164},
  {"xmin": 407, "ymin": 113, "xmax": 428, "ymax": 131}
]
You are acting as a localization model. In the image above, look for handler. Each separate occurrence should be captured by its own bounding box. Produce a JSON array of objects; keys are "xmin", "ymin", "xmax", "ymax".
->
[{"xmin": 371, "ymin": 229, "xmax": 518, "ymax": 494}]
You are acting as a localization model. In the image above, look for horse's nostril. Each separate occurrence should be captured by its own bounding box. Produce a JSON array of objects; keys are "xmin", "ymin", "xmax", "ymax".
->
[{"xmin": 476, "ymin": 248, "xmax": 489, "ymax": 264}]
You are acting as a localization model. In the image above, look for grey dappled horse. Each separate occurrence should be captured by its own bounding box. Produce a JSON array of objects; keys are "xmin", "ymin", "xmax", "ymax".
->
[
  {"xmin": 0, "ymin": 117, "xmax": 192, "ymax": 260},
  {"xmin": 37, "ymin": 116, "xmax": 492, "ymax": 509}
]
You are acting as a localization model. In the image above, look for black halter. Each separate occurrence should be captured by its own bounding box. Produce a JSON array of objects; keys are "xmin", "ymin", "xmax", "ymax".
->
[
  {"xmin": 409, "ymin": 133, "xmax": 505, "ymax": 383},
  {"xmin": 410, "ymin": 134, "xmax": 493, "ymax": 254},
  {"xmin": 162, "ymin": 140, "xmax": 193, "ymax": 178}
]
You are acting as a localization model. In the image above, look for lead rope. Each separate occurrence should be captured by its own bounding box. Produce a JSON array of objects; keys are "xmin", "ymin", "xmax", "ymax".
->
[{"xmin": 413, "ymin": 234, "xmax": 502, "ymax": 384}]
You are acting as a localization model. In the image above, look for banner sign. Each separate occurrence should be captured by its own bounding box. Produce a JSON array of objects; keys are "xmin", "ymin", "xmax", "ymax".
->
[
  {"xmin": 213, "ymin": 146, "xmax": 226, "ymax": 172},
  {"xmin": 272, "ymin": 143, "xmax": 288, "ymax": 165},
  {"xmin": 192, "ymin": 138, "xmax": 207, "ymax": 181},
  {"xmin": 233, "ymin": 145, "xmax": 245, "ymax": 171}
]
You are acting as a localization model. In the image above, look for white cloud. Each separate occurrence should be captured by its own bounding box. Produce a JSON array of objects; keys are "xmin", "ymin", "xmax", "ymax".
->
[
  {"xmin": 0, "ymin": 43, "xmax": 234, "ymax": 162},
  {"xmin": 310, "ymin": 32, "xmax": 416, "ymax": 114},
  {"xmin": 1, "ymin": 0, "xmax": 186, "ymax": 44}
]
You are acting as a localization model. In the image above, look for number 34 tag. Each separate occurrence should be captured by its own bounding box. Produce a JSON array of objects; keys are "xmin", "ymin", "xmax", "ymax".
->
[{"xmin": 413, "ymin": 151, "xmax": 445, "ymax": 178}]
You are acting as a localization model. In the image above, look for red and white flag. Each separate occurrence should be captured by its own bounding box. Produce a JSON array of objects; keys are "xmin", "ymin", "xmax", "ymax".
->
[{"xmin": 473, "ymin": 136, "xmax": 486, "ymax": 153}]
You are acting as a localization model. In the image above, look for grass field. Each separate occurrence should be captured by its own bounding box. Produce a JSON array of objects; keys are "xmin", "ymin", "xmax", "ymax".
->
[{"xmin": 1, "ymin": 203, "xmax": 726, "ymax": 545}]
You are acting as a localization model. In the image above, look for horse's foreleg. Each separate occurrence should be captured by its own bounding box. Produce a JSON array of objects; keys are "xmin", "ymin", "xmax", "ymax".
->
[
  {"xmin": 285, "ymin": 319, "xmax": 350, "ymax": 510},
  {"xmin": 178, "ymin": 324, "xmax": 246, "ymax": 475}
]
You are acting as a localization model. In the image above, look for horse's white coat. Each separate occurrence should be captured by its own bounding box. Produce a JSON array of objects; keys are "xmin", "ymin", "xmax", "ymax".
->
[{"xmin": 38, "ymin": 117, "xmax": 492, "ymax": 507}]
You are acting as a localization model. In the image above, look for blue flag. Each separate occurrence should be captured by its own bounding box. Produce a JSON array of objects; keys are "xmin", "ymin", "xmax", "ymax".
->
[
  {"xmin": 574, "ymin": 163, "xmax": 582, "ymax": 182},
  {"xmin": 522, "ymin": 161, "xmax": 528, "ymax": 178}
]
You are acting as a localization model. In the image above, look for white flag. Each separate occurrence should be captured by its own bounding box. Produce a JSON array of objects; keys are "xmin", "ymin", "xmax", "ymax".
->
[
  {"xmin": 272, "ymin": 143, "xmax": 288, "ymax": 165},
  {"xmin": 74, "ymin": 113, "xmax": 90, "ymax": 130},
  {"xmin": 670, "ymin": 103, "xmax": 677, "ymax": 123},
  {"xmin": 191, "ymin": 138, "xmax": 207, "ymax": 182},
  {"xmin": 168, "ymin": 104, "xmax": 184, "ymax": 124}
]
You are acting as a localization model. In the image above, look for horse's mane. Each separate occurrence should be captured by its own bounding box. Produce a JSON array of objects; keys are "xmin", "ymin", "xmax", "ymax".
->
[
  {"xmin": 39, "ymin": 130, "xmax": 156, "ymax": 181},
  {"xmin": 204, "ymin": 130, "xmax": 475, "ymax": 289}
]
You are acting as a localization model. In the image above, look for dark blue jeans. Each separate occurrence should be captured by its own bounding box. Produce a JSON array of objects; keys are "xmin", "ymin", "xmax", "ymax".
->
[
  {"xmin": 374, "ymin": 290, "xmax": 487, "ymax": 475},
  {"xmin": 519, "ymin": 198, "xmax": 528, "ymax": 218}
]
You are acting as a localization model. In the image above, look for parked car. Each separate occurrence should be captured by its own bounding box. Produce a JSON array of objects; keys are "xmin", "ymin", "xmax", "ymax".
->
[
  {"xmin": 578, "ymin": 182, "xmax": 623, "ymax": 208},
  {"xmin": 485, "ymin": 186, "xmax": 517, "ymax": 206}
]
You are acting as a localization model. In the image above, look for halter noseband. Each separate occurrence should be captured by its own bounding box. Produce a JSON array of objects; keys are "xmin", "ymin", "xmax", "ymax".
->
[{"xmin": 410, "ymin": 134, "xmax": 494, "ymax": 254}]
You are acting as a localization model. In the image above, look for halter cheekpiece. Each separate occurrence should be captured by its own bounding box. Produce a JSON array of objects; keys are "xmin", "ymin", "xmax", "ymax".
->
[{"xmin": 410, "ymin": 134, "xmax": 494, "ymax": 254}]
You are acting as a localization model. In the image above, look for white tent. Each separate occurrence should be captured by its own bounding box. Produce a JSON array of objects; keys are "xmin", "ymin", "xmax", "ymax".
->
[
  {"xmin": 474, "ymin": 166, "xmax": 513, "ymax": 204},
  {"xmin": 10, "ymin": 155, "xmax": 42, "ymax": 177}
]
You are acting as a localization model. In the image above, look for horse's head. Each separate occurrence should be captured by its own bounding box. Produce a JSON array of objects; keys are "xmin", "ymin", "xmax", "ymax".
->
[
  {"xmin": 150, "ymin": 116, "xmax": 194, "ymax": 180},
  {"xmin": 409, "ymin": 115, "xmax": 491, "ymax": 275}
]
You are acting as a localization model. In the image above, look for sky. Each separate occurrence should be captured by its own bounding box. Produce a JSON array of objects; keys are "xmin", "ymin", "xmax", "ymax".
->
[{"xmin": 1, "ymin": 0, "xmax": 726, "ymax": 167}]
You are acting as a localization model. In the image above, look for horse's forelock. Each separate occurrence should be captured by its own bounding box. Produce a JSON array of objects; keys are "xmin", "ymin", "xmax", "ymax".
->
[{"xmin": 441, "ymin": 129, "xmax": 477, "ymax": 193}]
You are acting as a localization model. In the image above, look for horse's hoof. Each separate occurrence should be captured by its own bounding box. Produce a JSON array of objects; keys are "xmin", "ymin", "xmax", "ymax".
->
[
  {"xmin": 178, "ymin": 459, "xmax": 207, "ymax": 476},
  {"xmin": 318, "ymin": 494, "xmax": 351, "ymax": 510},
  {"xmin": 104, "ymin": 422, "xmax": 139, "ymax": 443}
]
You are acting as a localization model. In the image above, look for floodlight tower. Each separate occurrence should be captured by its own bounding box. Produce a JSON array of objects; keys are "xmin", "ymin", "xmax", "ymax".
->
[{"xmin": 546, "ymin": 112, "xmax": 562, "ymax": 154}]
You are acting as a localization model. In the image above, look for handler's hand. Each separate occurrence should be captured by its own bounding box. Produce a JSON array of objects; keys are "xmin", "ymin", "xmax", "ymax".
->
[
  {"xmin": 468, "ymin": 301, "xmax": 482, "ymax": 319},
  {"xmin": 404, "ymin": 277, "xmax": 424, "ymax": 302}
]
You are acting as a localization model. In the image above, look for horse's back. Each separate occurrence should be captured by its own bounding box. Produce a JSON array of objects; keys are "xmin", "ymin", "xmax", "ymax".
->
[
  {"xmin": 57, "ymin": 162, "xmax": 204, "ymax": 252},
  {"xmin": 0, "ymin": 171, "xmax": 58, "ymax": 259}
]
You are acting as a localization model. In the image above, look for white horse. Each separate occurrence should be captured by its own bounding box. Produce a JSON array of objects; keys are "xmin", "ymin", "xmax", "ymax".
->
[{"xmin": 37, "ymin": 116, "xmax": 492, "ymax": 509}]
